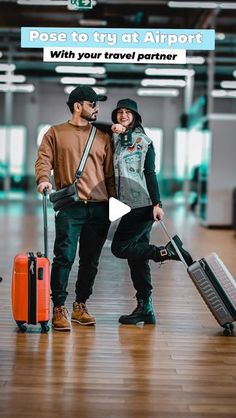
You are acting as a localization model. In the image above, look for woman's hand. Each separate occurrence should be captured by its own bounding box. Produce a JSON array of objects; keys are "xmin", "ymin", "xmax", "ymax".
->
[
  {"xmin": 153, "ymin": 205, "xmax": 164, "ymax": 221},
  {"xmin": 111, "ymin": 123, "xmax": 126, "ymax": 134}
]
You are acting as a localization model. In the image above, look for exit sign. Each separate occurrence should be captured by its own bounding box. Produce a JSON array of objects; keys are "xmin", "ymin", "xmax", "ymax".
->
[{"xmin": 68, "ymin": 0, "xmax": 93, "ymax": 9}]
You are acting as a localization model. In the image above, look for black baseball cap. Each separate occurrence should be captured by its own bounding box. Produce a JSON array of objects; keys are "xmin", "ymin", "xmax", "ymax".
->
[{"xmin": 67, "ymin": 85, "xmax": 107, "ymax": 105}]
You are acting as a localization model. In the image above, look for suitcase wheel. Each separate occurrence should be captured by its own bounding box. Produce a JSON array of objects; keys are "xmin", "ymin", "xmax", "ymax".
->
[
  {"xmin": 40, "ymin": 321, "xmax": 50, "ymax": 333},
  {"xmin": 16, "ymin": 321, "xmax": 27, "ymax": 333},
  {"xmin": 223, "ymin": 323, "xmax": 234, "ymax": 336}
]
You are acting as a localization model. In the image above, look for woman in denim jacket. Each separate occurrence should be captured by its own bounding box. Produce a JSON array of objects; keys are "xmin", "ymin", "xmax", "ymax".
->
[{"xmin": 111, "ymin": 99, "xmax": 192, "ymax": 325}]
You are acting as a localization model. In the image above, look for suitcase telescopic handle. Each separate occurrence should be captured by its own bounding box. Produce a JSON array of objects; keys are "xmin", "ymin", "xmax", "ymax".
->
[
  {"xmin": 42, "ymin": 188, "xmax": 48, "ymax": 258},
  {"xmin": 158, "ymin": 220, "xmax": 188, "ymax": 268}
]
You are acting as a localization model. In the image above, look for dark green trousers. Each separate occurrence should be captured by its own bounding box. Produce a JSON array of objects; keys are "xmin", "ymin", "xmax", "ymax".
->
[
  {"xmin": 111, "ymin": 206, "xmax": 155, "ymax": 299},
  {"xmin": 51, "ymin": 202, "xmax": 110, "ymax": 307}
]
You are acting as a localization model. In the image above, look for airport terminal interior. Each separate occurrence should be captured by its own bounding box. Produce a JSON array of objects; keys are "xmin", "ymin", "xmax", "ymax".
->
[{"xmin": 0, "ymin": 1, "xmax": 236, "ymax": 417}]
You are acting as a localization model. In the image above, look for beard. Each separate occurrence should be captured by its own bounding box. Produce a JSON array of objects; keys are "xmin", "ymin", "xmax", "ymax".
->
[{"xmin": 81, "ymin": 109, "xmax": 98, "ymax": 122}]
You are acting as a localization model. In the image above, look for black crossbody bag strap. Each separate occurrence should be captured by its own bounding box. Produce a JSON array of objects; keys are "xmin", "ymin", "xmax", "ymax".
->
[
  {"xmin": 49, "ymin": 126, "xmax": 97, "ymax": 211},
  {"xmin": 75, "ymin": 126, "xmax": 97, "ymax": 179}
]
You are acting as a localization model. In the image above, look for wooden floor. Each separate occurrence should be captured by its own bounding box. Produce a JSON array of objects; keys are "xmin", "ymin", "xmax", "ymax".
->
[{"xmin": 1, "ymin": 197, "xmax": 236, "ymax": 418}]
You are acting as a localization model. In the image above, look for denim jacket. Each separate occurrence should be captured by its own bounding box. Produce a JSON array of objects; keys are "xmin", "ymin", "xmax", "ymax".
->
[{"xmin": 113, "ymin": 127, "xmax": 152, "ymax": 209}]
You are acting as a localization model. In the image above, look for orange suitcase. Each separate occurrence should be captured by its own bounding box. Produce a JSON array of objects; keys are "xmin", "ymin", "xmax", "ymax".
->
[{"xmin": 11, "ymin": 190, "xmax": 50, "ymax": 332}]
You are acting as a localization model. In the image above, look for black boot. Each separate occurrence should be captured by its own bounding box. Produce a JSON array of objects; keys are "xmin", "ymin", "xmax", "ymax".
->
[
  {"xmin": 119, "ymin": 296, "xmax": 156, "ymax": 325},
  {"xmin": 157, "ymin": 235, "xmax": 193, "ymax": 266}
]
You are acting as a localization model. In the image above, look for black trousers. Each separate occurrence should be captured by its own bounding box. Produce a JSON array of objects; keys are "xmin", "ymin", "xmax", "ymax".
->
[
  {"xmin": 51, "ymin": 202, "xmax": 110, "ymax": 307},
  {"xmin": 111, "ymin": 206, "xmax": 157, "ymax": 300}
]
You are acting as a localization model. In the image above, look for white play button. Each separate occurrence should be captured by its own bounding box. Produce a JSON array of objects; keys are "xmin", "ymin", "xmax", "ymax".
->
[{"xmin": 109, "ymin": 197, "xmax": 131, "ymax": 222}]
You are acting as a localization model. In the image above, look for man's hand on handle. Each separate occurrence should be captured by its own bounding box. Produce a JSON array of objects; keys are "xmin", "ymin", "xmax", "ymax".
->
[{"xmin": 37, "ymin": 182, "xmax": 52, "ymax": 194}]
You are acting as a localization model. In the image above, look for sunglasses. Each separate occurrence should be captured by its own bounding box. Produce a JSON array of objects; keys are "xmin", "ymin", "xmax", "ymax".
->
[{"xmin": 78, "ymin": 101, "xmax": 97, "ymax": 109}]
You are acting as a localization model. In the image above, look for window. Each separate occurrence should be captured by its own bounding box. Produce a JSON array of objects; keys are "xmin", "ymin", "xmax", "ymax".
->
[
  {"xmin": 0, "ymin": 128, "xmax": 7, "ymax": 176},
  {"xmin": 0, "ymin": 126, "xmax": 26, "ymax": 176},
  {"xmin": 37, "ymin": 124, "xmax": 51, "ymax": 147},
  {"xmin": 174, "ymin": 128, "xmax": 211, "ymax": 180}
]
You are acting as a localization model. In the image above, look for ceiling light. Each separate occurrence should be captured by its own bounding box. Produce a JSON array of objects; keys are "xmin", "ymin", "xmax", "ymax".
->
[
  {"xmin": 211, "ymin": 89, "xmax": 236, "ymax": 97},
  {"xmin": 221, "ymin": 81, "xmax": 236, "ymax": 89},
  {"xmin": 168, "ymin": 1, "xmax": 218, "ymax": 8},
  {"xmin": 0, "ymin": 75, "xmax": 26, "ymax": 83},
  {"xmin": 145, "ymin": 68, "xmax": 195, "ymax": 77},
  {"xmin": 211, "ymin": 89, "xmax": 227, "ymax": 97},
  {"xmin": 0, "ymin": 84, "xmax": 35, "ymax": 92},
  {"xmin": 90, "ymin": 87, "xmax": 107, "ymax": 95},
  {"xmin": 137, "ymin": 88, "xmax": 179, "ymax": 97},
  {"xmin": 0, "ymin": 52, "xmax": 2, "ymax": 59},
  {"xmin": 232, "ymin": 70, "xmax": 236, "ymax": 78},
  {"xmin": 79, "ymin": 19, "xmax": 107, "ymax": 26},
  {"xmin": 0, "ymin": 64, "xmax": 16, "ymax": 72},
  {"xmin": 60, "ymin": 77, "xmax": 96, "ymax": 85},
  {"xmin": 215, "ymin": 33, "xmax": 226, "ymax": 40},
  {"xmin": 220, "ymin": 3, "xmax": 236, "ymax": 9},
  {"xmin": 186, "ymin": 56, "xmax": 205, "ymax": 64},
  {"xmin": 55, "ymin": 66, "xmax": 106, "ymax": 75},
  {"xmin": 17, "ymin": 0, "xmax": 68, "ymax": 5},
  {"xmin": 141, "ymin": 79, "xmax": 186, "ymax": 87},
  {"xmin": 64, "ymin": 86, "xmax": 107, "ymax": 95},
  {"xmin": 169, "ymin": 1, "xmax": 236, "ymax": 8}
]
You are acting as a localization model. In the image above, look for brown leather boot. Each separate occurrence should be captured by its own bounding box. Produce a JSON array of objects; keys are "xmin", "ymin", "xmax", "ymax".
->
[
  {"xmin": 71, "ymin": 302, "xmax": 96, "ymax": 326},
  {"xmin": 52, "ymin": 306, "xmax": 71, "ymax": 331}
]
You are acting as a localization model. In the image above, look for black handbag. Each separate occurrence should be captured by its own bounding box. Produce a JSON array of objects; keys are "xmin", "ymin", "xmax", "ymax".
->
[{"xmin": 49, "ymin": 126, "xmax": 97, "ymax": 211}]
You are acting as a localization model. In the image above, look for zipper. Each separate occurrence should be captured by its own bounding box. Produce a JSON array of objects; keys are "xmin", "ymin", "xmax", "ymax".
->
[
  {"xmin": 29, "ymin": 260, "xmax": 34, "ymax": 275},
  {"xmin": 28, "ymin": 253, "xmax": 37, "ymax": 325}
]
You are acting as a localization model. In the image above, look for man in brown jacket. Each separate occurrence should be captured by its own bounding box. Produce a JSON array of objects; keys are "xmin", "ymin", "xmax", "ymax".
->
[{"xmin": 35, "ymin": 86, "xmax": 115, "ymax": 331}]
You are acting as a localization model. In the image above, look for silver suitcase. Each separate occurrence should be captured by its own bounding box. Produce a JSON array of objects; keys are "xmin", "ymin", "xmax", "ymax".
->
[{"xmin": 160, "ymin": 221, "xmax": 236, "ymax": 335}]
